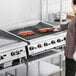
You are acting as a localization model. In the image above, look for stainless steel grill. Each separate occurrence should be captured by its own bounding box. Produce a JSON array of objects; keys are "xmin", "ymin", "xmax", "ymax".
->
[
  {"xmin": 0, "ymin": 30, "xmax": 27, "ymax": 68},
  {"xmin": 2, "ymin": 21, "xmax": 66, "ymax": 57}
]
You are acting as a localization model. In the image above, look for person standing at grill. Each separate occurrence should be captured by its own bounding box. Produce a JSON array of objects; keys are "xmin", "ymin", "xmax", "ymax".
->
[{"xmin": 54, "ymin": 0, "xmax": 76, "ymax": 76}]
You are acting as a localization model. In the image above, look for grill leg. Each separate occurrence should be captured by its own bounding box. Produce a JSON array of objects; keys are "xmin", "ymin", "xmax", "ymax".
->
[
  {"xmin": 5, "ymin": 68, "xmax": 17, "ymax": 76},
  {"xmin": 26, "ymin": 63, "xmax": 29, "ymax": 76},
  {"xmin": 15, "ymin": 69, "xmax": 17, "ymax": 76},
  {"xmin": 60, "ymin": 55, "xmax": 63, "ymax": 76},
  {"xmin": 38, "ymin": 61, "xmax": 40, "ymax": 76},
  {"xmin": 5, "ymin": 72, "xmax": 8, "ymax": 76},
  {"xmin": 5, "ymin": 72, "xmax": 15, "ymax": 76}
]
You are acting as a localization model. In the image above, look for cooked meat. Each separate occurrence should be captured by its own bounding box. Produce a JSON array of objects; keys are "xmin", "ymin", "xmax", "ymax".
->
[
  {"xmin": 18, "ymin": 30, "xmax": 35, "ymax": 36},
  {"xmin": 38, "ymin": 28, "xmax": 54, "ymax": 33}
]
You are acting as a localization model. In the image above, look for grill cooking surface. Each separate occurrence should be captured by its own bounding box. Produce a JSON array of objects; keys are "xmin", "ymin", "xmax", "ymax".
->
[
  {"xmin": 10, "ymin": 22, "xmax": 60, "ymax": 40},
  {"xmin": 0, "ymin": 30, "xmax": 23, "ymax": 47}
]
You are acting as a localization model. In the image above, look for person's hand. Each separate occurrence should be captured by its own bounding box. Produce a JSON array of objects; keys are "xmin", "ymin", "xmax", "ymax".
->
[
  {"xmin": 73, "ymin": 51, "xmax": 76, "ymax": 61},
  {"xmin": 53, "ymin": 25, "xmax": 61, "ymax": 31}
]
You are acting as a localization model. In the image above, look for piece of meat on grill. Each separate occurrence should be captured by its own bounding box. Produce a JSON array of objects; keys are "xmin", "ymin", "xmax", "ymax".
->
[
  {"xmin": 18, "ymin": 30, "xmax": 35, "ymax": 36},
  {"xmin": 38, "ymin": 28, "xmax": 54, "ymax": 33}
]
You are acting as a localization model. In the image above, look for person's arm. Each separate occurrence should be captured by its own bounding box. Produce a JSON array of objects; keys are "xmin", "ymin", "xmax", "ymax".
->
[
  {"xmin": 54, "ymin": 23, "xmax": 69, "ymax": 31},
  {"xmin": 60, "ymin": 23, "xmax": 69, "ymax": 31}
]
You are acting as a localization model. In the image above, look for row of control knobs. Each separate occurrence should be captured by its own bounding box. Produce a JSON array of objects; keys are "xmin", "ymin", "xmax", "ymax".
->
[
  {"xmin": 29, "ymin": 37, "xmax": 66, "ymax": 50},
  {"xmin": 0, "ymin": 50, "xmax": 24, "ymax": 60},
  {"xmin": 11, "ymin": 50, "xmax": 23, "ymax": 56}
]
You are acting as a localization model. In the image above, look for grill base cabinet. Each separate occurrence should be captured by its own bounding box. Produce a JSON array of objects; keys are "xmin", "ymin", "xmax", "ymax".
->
[{"xmin": 25, "ymin": 49, "xmax": 63, "ymax": 76}]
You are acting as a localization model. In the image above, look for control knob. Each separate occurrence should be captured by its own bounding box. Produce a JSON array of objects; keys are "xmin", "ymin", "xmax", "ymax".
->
[
  {"xmin": 57, "ymin": 39, "xmax": 61, "ymax": 42},
  {"xmin": 0, "ymin": 56, "xmax": 4, "ymax": 60},
  {"xmin": 51, "ymin": 40, "xmax": 55, "ymax": 44},
  {"xmin": 37, "ymin": 44, "xmax": 42, "ymax": 48},
  {"xmin": 16, "ymin": 51, "xmax": 20, "ymax": 55},
  {"xmin": 29, "ymin": 47, "xmax": 34, "ymax": 50},
  {"xmin": 11, "ymin": 52, "xmax": 15, "ymax": 56},
  {"xmin": 44, "ymin": 43, "xmax": 48, "ymax": 46},
  {"xmin": 64, "ymin": 37, "xmax": 66, "ymax": 40}
]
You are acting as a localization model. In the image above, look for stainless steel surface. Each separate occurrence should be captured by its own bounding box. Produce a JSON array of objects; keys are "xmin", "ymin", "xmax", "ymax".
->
[
  {"xmin": 0, "ymin": 38, "xmax": 17, "ymax": 48},
  {"xmin": 0, "ymin": 30, "xmax": 18, "ymax": 48},
  {"xmin": 0, "ymin": 30, "xmax": 27, "ymax": 64},
  {"xmin": 2, "ymin": 21, "xmax": 66, "ymax": 57}
]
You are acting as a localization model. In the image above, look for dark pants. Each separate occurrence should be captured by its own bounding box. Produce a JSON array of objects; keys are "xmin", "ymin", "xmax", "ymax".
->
[{"xmin": 65, "ymin": 57, "xmax": 76, "ymax": 76}]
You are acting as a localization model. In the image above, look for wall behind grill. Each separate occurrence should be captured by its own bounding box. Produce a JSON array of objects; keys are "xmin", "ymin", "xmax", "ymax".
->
[
  {"xmin": 0, "ymin": 0, "xmax": 40, "ymax": 26},
  {"xmin": 42, "ymin": 0, "xmax": 72, "ymax": 21},
  {"xmin": 0, "ymin": 0, "xmax": 72, "ymax": 26}
]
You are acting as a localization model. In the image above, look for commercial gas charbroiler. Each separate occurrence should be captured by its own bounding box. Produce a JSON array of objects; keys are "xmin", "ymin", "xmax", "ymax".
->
[
  {"xmin": 0, "ymin": 30, "xmax": 27, "ymax": 69},
  {"xmin": 2, "ymin": 21, "xmax": 66, "ymax": 58}
]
